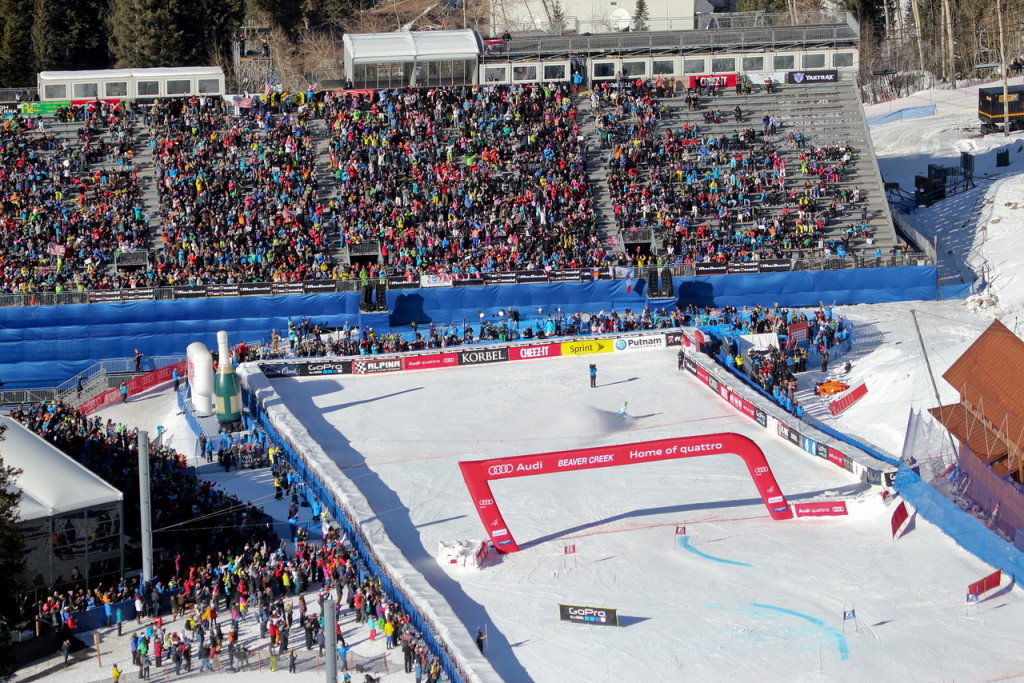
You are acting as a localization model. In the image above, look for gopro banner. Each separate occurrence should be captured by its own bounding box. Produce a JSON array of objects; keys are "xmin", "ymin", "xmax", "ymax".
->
[{"xmin": 559, "ymin": 604, "xmax": 619, "ymax": 627}]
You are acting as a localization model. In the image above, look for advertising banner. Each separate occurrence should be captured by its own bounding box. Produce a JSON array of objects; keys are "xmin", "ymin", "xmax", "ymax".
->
[
  {"xmin": 262, "ymin": 363, "xmax": 305, "ymax": 378},
  {"xmin": 171, "ymin": 286, "xmax": 207, "ymax": 299},
  {"xmin": 727, "ymin": 261, "xmax": 759, "ymax": 274},
  {"xmin": 353, "ymin": 358, "xmax": 403, "ymax": 375},
  {"xmin": 687, "ymin": 74, "xmax": 738, "ymax": 88},
  {"xmin": 238, "ymin": 283, "xmax": 275, "ymax": 296},
  {"xmin": 786, "ymin": 70, "xmax": 838, "ymax": 84},
  {"xmin": 89, "ymin": 288, "xmax": 156, "ymax": 303},
  {"xmin": 20, "ymin": 100, "xmax": 69, "ymax": 115},
  {"xmin": 482, "ymin": 272, "xmax": 517, "ymax": 285},
  {"xmin": 457, "ymin": 348, "xmax": 508, "ymax": 365},
  {"xmin": 304, "ymin": 360, "xmax": 352, "ymax": 376},
  {"xmin": 612, "ymin": 336, "xmax": 666, "ymax": 353},
  {"xmin": 404, "ymin": 353, "xmax": 460, "ymax": 371},
  {"xmin": 758, "ymin": 259, "xmax": 792, "ymax": 273},
  {"xmin": 272, "ymin": 282, "xmax": 305, "ymax": 295},
  {"xmin": 510, "ymin": 343, "xmax": 561, "ymax": 361},
  {"xmin": 794, "ymin": 501, "xmax": 848, "ymax": 517},
  {"xmin": 516, "ymin": 272, "xmax": 550, "ymax": 284},
  {"xmin": 558, "ymin": 604, "xmax": 619, "ymax": 627},
  {"xmin": 560, "ymin": 339, "xmax": 614, "ymax": 356},
  {"xmin": 826, "ymin": 447, "xmax": 846, "ymax": 469},
  {"xmin": 695, "ymin": 263, "xmax": 728, "ymax": 276},
  {"xmin": 420, "ymin": 274, "xmax": 454, "ymax": 288},
  {"xmin": 302, "ymin": 281, "xmax": 338, "ymax": 294},
  {"xmin": 459, "ymin": 433, "xmax": 794, "ymax": 553},
  {"xmin": 207, "ymin": 284, "xmax": 240, "ymax": 298}
]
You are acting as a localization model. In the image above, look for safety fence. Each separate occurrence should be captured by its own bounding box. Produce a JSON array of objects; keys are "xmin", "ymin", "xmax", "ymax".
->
[{"xmin": 895, "ymin": 463, "xmax": 1024, "ymax": 583}]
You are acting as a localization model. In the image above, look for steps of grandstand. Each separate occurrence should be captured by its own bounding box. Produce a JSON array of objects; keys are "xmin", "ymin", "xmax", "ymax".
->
[
  {"xmin": 308, "ymin": 117, "xmax": 348, "ymax": 265},
  {"xmin": 576, "ymin": 97, "xmax": 624, "ymax": 255}
]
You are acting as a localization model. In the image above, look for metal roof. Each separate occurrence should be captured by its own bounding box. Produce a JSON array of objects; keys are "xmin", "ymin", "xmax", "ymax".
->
[{"xmin": 344, "ymin": 29, "xmax": 481, "ymax": 64}]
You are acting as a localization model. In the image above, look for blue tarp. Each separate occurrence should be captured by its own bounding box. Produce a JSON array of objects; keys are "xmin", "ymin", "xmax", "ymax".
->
[
  {"xmin": 0, "ymin": 266, "xmax": 941, "ymax": 388},
  {"xmin": 895, "ymin": 463, "xmax": 1024, "ymax": 582}
]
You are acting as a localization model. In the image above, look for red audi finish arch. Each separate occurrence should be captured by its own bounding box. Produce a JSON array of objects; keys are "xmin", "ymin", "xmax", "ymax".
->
[{"xmin": 459, "ymin": 433, "xmax": 793, "ymax": 553}]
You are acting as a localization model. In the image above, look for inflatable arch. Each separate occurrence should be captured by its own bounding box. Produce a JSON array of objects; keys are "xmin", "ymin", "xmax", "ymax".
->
[{"xmin": 459, "ymin": 433, "xmax": 793, "ymax": 553}]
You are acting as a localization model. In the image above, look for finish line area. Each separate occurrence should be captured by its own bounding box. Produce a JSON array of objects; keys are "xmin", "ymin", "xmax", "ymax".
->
[{"xmin": 261, "ymin": 347, "xmax": 901, "ymax": 680}]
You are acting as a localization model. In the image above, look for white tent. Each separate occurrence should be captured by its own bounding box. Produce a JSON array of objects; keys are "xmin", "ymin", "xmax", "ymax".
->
[
  {"xmin": 343, "ymin": 29, "xmax": 481, "ymax": 64},
  {"xmin": 1, "ymin": 416, "xmax": 122, "ymax": 520},
  {"xmin": 737, "ymin": 333, "xmax": 779, "ymax": 354}
]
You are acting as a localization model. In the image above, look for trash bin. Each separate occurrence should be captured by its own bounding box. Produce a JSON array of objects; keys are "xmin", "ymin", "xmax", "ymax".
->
[{"xmin": 997, "ymin": 149, "xmax": 1010, "ymax": 167}]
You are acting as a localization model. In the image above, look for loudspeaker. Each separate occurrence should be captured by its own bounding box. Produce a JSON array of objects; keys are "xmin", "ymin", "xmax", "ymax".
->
[
  {"xmin": 375, "ymin": 282, "xmax": 387, "ymax": 311},
  {"xmin": 661, "ymin": 267, "xmax": 674, "ymax": 296},
  {"xmin": 646, "ymin": 266, "xmax": 660, "ymax": 296},
  {"xmin": 361, "ymin": 285, "xmax": 373, "ymax": 309}
]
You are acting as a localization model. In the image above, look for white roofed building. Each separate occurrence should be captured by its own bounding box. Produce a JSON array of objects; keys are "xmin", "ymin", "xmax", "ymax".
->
[
  {"xmin": 1, "ymin": 416, "xmax": 123, "ymax": 592},
  {"xmin": 343, "ymin": 29, "xmax": 481, "ymax": 89}
]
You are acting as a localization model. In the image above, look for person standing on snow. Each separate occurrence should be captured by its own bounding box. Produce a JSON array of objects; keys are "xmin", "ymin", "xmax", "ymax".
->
[{"xmin": 589, "ymin": 364, "xmax": 597, "ymax": 388}]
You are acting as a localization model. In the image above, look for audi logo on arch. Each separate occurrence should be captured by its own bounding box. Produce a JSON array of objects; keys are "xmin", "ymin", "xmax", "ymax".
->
[
  {"xmin": 754, "ymin": 466, "xmax": 769, "ymax": 475},
  {"xmin": 478, "ymin": 499, "xmax": 494, "ymax": 506},
  {"xmin": 488, "ymin": 464, "xmax": 514, "ymax": 476}
]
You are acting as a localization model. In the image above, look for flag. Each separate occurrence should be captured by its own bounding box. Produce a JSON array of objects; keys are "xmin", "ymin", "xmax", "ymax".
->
[
  {"xmin": 564, "ymin": 544, "xmax": 576, "ymax": 555},
  {"xmin": 843, "ymin": 609, "xmax": 856, "ymax": 620},
  {"xmin": 674, "ymin": 525, "xmax": 686, "ymax": 536}
]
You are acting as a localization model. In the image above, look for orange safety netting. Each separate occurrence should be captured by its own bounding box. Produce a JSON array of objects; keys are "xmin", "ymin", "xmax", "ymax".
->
[{"xmin": 815, "ymin": 380, "xmax": 850, "ymax": 396}]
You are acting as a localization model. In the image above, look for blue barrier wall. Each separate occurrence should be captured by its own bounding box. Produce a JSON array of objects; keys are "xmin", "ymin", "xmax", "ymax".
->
[
  {"xmin": 895, "ymin": 464, "xmax": 1024, "ymax": 582},
  {"xmin": 866, "ymin": 104, "xmax": 938, "ymax": 126},
  {"xmin": 0, "ymin": 266, "xmax": 939, "ymax": 388}
]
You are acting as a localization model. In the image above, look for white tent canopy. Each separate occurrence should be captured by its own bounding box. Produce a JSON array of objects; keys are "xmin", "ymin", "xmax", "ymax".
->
[
  {"xmin": 343, "ymin": 29, "xmax": 481, "ymax": 64},
  {"xmin": 1, "ymin": 416, "xmax": 122, "ymax": 521},
  {"xmin": 738, "ymin": 333, "xmax": 781, "ymax": 353}
]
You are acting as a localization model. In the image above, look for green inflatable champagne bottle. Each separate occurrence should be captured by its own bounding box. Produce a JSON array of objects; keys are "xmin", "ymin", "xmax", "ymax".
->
[{"xmin": 214, "ymin": 330, "xmax": 242, "ymax": 424}]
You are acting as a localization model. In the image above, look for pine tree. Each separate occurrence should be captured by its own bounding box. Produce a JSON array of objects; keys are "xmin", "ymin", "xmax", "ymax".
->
[
  {"xmin": 108, "ymin": 0, "xmax": 242, "ymax": 67},
  {"xmin": 0, "ymin": 423, "xmax": 25, "ymax": 679},
  {"xmin": 549, "ymin": 0, "xmax": 566, "ymax": 34},
  {"xmin": 632, "ymin": 0, "xmax": 650, "ymax": 32},
  {"xmin": 32, "ymin": 0, "xmax": 110, "ymax": 72},
  {"xmin": 0, "ymin": 0, "xmax": 35, "ymax": 87}
]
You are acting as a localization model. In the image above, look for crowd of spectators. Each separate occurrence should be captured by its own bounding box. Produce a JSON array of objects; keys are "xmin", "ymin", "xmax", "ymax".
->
[
  {"xmin": 594, "ymin": 79, "xmax": 871, "ymax": 266},
  {"xmin": 323, "ymin": 84, "xmax": 610, "ymax": 281},
  {"xmin": 0, "ymin": 104, "xmax": 149, "ymax": 294},
  {"xmin": 147, "ymin": 97, "xmax": 335, "ymax": 286},
  {"xmin": 709, "ymin": 302, "xmax": 850, "ymax": 415}
]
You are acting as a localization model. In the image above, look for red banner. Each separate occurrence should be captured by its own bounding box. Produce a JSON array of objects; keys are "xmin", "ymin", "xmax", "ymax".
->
[
  {"xmin": 793, "ymin": 501, "xmax": 848, "ymax": 517},
  {"xmin": 787, "ymin": 321, "xmax": 810, "ymax": 342},
  {"xmin": 829, "ymin": 383, "xmax": 868, "ymax": 416},
  {"xmin": 967, "ymin": 569, "xmax": 1001, "ymax": 596},
  {"xmin": 509, "ymin": 343, "xmax": 561, "ymax": 361},
  {"xmin": 459, "ymin": 433, "xmax": 794, "ymax": 553},
  {"xmin": 826, "ymin": 447, "xmax": 846, "ymax": 469},
  {"xmin": 402, "ymin": 353, "xmax": 459, "ymax": 371},
  {"xmin": 78, "ymin": 362, "xmax": 186, "ymax": 415},
  {"xmin": 687, "ymin": 74, "xmax": 738, "ymax": 89},
  {"xmin": 891, "ymin": 501, "xmax": 909, "ymax": 539}
]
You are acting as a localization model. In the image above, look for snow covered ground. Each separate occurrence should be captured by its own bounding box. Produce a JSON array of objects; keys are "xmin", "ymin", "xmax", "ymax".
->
[{"xmin": 20, "ymin": 81, "xmax": 1024, "ymax": 682}]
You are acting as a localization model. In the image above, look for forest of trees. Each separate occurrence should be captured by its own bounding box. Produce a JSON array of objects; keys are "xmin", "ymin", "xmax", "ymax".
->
[
  {"xmin": 0, "ymin": 0, "xmax": 363, "ymax": 88},
  {"xmin": 0, "ymin": 0, "xmax": 1022, "ymax": 92}
]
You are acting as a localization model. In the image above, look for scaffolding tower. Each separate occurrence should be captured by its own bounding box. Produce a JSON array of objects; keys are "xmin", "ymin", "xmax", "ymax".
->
[{"xmin": 234, "ymin": 22, "xmax": 276, "ymax": 94}]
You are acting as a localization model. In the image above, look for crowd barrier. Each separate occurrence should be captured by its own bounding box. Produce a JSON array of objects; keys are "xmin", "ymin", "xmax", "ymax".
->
[
  {"xmin": 679, "ymin": 341, "xmax": 891, "ymax": 482},
  {"xmin": 0, "ymin": 266, "xmax": 943, "ymax": 389},
  {"xmin": 894, "ymin": 463, "xmax": 1024, "ymax": 583},
  {"xmin": 78, "ymin": 362, "xmax": 186, "ymax": 415}
]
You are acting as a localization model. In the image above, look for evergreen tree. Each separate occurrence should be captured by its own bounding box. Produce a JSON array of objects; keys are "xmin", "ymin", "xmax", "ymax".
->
[
  {"xmin": 0, "ymin": 423, "xmax": 25, "ymax": 679},
  {"xmin": 632, "ymin": 0, "xmax": 650, "ymax": 32},
  {"xmin": 0, "ymin": 0, "xmax": 35, "ymax": 87},
  {"xmin": 32, "ymin": 0, "xmax": 110, "ymax": 72},
  {"xmin": 549, "ymin": 0, "xmax": 566, "ymax": 34},
  {"xmin": 108, "ymin": 0, "xmax": 243, "ymax": 67}
]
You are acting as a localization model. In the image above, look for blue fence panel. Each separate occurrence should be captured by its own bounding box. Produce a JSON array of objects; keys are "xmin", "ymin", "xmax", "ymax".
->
[
  {"xmin": 1, "ymin": 266, "xmax": 942, "ymax": 388},
  {"xmin": 895, "ymin": 464, "xmax": 1024, "ymax": 582}
]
